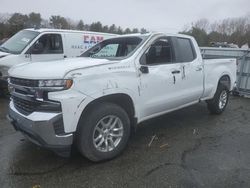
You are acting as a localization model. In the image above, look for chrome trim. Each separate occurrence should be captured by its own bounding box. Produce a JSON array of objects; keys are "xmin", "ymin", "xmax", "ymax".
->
[
  {"xmin": 9, "ymin": 83, "xmax": 64, "ymax": 91},
  {"xmin": 56, "ymin": 134, "xmax": 73, "ymax": 138}
]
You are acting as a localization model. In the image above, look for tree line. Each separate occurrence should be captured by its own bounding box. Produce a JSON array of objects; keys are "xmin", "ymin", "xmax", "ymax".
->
[
  {"xmin": 0, "ymin": 12, "xmax": 147, "ymax": 40},
  {"xmin": 0, "ymin": 12, "xmax": 249, "ymax": 47},
  {"xmin": 181, "ymin": 15, "xmax": 250, "ymax": 47}
]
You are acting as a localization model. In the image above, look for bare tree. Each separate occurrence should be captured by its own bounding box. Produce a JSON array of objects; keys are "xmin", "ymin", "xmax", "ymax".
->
[{"xmin": 193, "ymin": 18, "xmax": 210, "ymax": 32}]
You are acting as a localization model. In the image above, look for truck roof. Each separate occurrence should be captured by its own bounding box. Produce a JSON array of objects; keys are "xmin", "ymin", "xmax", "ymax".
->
[
  {"xmin": 24, "ymin": 28, "xmax": 118, "ymax": 36},
  {"xmin": 116, "ymin": 32, "xmax": 195, "ymax": 40},
  {"xmin": 24, "ymin": 29, "xmax": 193, "ymax": 40}
]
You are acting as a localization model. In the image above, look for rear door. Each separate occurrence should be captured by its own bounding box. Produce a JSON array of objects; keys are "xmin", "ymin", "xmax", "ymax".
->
[{"xmin": 172, "ymin": 37, "xmax": 204, "ymax": 103}]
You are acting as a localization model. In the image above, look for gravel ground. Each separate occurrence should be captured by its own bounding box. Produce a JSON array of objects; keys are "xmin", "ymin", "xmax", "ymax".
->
[{"xmin": 0, "ymin": 96, "xmax": 250, "ymax": 188}]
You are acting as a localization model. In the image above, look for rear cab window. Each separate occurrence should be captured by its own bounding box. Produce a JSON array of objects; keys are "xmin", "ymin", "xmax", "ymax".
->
[{"xmin": 175, "ymin": 37, "xmax": 196, "ymax": 62}]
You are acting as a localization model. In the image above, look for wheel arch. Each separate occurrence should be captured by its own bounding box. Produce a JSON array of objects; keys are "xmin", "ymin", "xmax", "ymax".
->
[
  {"xmin": 76, "ymin": 93, "xmax": 137, "ymax": 132},
  {"xmin": 218, "ymin": 74, "xmax": 231, "ymax": 90}
]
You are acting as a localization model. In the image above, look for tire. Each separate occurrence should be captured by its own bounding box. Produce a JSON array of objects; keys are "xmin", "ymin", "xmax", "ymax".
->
[
  {"xmin": 207, "ymin": 84, "xmax": 229, "ymax": 114},
  {"xmin": 77, "ymin": 102, "xmax": 131, "ymax": 162},
  {"xmin": 0, "ymin": 80, "xmax": 9, "ymax": 98}
]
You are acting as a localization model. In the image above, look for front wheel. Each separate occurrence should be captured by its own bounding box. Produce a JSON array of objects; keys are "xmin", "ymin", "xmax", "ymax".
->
[
  {"xmin": 207, "ymin": 84, "xmax": 229, "ymax": 114},
  {"xmin": 0, "ymin": 80, "xmax": 9, "ymax": 98},
  {"xmin": 77, "ymin": 103, "xmax": 131, "ymax": 162}
]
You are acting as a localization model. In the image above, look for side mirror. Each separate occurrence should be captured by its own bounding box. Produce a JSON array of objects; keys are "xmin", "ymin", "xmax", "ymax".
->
[
  {"xmin": 139, "ymin": 66, "xmax": 149, "ymax": 74},
  {"xmin": 31, "ymin": 41, "xmax": 44, "ymax": 54},
  {"xmin": 144, "ymin": 45, "xmax": 156, "ymax": 65}
]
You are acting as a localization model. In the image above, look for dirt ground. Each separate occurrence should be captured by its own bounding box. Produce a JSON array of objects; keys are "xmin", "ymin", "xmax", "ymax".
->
[{"xmin": 0, "ymin": 96, "xmax": 250, "ymax": 188}]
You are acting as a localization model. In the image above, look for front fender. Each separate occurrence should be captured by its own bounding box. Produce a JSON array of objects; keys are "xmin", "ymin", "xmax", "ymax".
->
[{"xmin": 49, "ymin": 87, "xmax": 139, "ymax": 134}]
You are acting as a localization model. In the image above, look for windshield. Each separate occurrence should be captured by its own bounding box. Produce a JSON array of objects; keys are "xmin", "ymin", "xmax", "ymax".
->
[
  {"xmin": 81, "ymin": 36, "xmax": 148, "ymax": 60},
  {"xmin": 0, "ymin": 30, "xmax": 39, "ymax": 54}
]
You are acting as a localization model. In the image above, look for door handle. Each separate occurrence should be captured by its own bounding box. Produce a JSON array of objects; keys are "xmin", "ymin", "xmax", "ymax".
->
[
  {"xmin": 171, "ymin": 70, "xmax": 180, "ymax": 74},
  {"xmin": 64, "ymin": 55, "xmax": 67, "ymax": 58}
]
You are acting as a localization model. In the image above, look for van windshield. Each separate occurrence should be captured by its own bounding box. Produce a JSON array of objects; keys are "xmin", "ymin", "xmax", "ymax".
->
[
  {"xmin": 81, "ymin": 36, "xmax": 148, "ymax": 60},
  {"xmin": 0, "ymin": 30, "xmax": 39, "ymax": 54}
]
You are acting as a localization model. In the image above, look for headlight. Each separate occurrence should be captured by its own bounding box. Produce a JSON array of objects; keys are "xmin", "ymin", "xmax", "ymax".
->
[{"xmin": 38, "ymin": 79, "xmax": 73, "ymax": 90}]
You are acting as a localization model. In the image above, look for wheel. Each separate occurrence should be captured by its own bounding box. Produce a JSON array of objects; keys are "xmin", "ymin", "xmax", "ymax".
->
[
  {"xmin": 77, "ymin": 102, "xmax": 131, "ymax": 162},
  {"xmin": 0, "ymin": 80, "xmax": 9, "ymax": 98},
  {"xmin": 207, "ymin": 84, "xmax": 229, "ymax": 114}
]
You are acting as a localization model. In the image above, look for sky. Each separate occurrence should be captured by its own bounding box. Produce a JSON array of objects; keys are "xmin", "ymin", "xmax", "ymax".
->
[{"xmin": 1, "ymin": 0, "xmax": 250, "ymax": 33}]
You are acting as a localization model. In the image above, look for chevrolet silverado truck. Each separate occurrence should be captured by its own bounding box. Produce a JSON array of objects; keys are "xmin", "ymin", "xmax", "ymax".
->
[{"xmin": 7, "ymin": 33, "xmax": 236, "ymax": 161}]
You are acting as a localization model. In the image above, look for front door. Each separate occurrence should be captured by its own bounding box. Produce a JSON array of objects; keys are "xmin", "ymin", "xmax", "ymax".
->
[
  {"xmin": 27, "ymin": 33, "xmax": 65, "ymax": 62},
  {"xmin": 138, "ymin": 37, "xmax": 183, "ymax": 119}
]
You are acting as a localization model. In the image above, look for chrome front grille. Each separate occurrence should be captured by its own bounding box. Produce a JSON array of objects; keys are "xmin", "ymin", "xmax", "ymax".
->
[
  {"xmin": 9, "ymin": 77, "xmax": 61, "ymax": 115},
  {"xmin": 9, "ymin": 77, "xmax": 39, "ymax": 87}
]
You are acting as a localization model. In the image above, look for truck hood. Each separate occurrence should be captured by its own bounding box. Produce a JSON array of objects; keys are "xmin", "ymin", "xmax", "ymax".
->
[
  {"xmin": 9, "ymin": 57, "xmax": 115, "ymax": 79},
  {"xmin": 0, "ymin": 51, "xmax": 10, "ymax": 58}
]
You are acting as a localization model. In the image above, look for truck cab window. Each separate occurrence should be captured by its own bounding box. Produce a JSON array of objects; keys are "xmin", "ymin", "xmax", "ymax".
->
[
  {"xmin": 176, "ymin": 38, "xmax": 196, "ymax": 62},
  {"xmin": 81, "ymin": 36, "xmax": 147, "ymax": 60},
  {"xmin": 144, "ymin": 38, "xmax": 173, "ymax": 65},
  {"xmin": 31, "ymin": 34, "xmax": 63, "ymax": 54},
  {"xmin": 92, "ymin": 44, "xmax": 119, "ymax": 57}
]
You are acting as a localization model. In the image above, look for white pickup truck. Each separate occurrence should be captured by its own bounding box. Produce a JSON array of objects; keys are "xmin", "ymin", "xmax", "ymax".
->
[{"xmin": 8, "ymin": 32, "xmax": 236, "ymax": 161}]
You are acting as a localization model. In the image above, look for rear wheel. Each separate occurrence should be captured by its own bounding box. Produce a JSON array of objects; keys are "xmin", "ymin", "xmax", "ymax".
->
[
  {"xmin": 207, "ymin": 84, "xmax": 229, "ymax": 114},
  {"xmin": 77, "ymin": 102, "xmax": 131, "ymax": 162}
]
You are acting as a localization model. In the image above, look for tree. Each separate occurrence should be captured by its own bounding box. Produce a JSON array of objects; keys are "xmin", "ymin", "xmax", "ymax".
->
[
  {"xmin": 117, "ymin": 26, "xmax": 123, "ymax": 34},
  {"xmin": 28, "ymin": 12, "xmax": 41, "ymax": 27},
  {"xmin": 193, "ymin": 18, "xmax": 210, "ymax": 32},
  {"xmin": 208, "ymin": 31, "xmax": 224, "ymax": 43},
  {"xmin": 49, "ymin": 15, "xmax": 70, "ymax": 29},
  {"xmin": 89, "ymin": 21, "xmax": 103, "ymax": 32},
  {"xmin": 102, "ymin": 25, "xmax": 109, "ymax": 33},
  {"xmin": 132, "ymin": 28, "xmax": 139, "ymax": 33},
  {"xmin": 140, "ymin": 28, "xmax": 147, "ymax": 34},
  {"xmin": 8, "ymin": 13, "xmax": 29, "ymax": 35},
  {"xmin": 181, "ymin": 27, "xmax": 209, "ymax": 46},
  {"xmin": 0, "ymin": 13, "xmax": 10, "ymax": 39},
  {"xmin": 109, "ymin": 24, "xmax": 117, "ymax": 33},
  {"xmin": 0, "ymin": 23, "xmax": 5, "ymax": 39},
  {"xmin": 77, "ymin": 20, "xmax": 84, "ymax": 30},
  {"xmin": 245, "ymin": 24, "xmax": 250, "ymax": 46},
  {"xmin": 2, "ymin": 11, "xmax": 249, "ymax": 47},
  {"xmin": 124, "ymin": 28, "xmax": 131, "ymax": 34}
]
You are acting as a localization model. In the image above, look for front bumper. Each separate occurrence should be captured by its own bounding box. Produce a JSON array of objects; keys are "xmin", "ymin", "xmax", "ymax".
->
[{"xmin": 8, "ymin": 101, "xmax": 73, "ymax": 157}]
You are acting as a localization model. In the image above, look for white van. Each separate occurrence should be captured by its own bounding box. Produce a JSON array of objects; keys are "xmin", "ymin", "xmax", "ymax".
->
[{"xmin": 0, "ymin": 28, "xmax": 117, "ymax": 93}]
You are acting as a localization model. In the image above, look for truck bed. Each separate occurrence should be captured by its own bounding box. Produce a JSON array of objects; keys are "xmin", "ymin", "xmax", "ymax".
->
[{"xmin": 202, "ymin": 58, "xmax": 237, "ymax": 100}]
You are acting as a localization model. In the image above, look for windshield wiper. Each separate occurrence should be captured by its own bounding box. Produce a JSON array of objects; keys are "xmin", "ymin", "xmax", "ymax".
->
[{"xmin": 0, "ymin": 46, "xmax": 10, "ymax": 53}]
